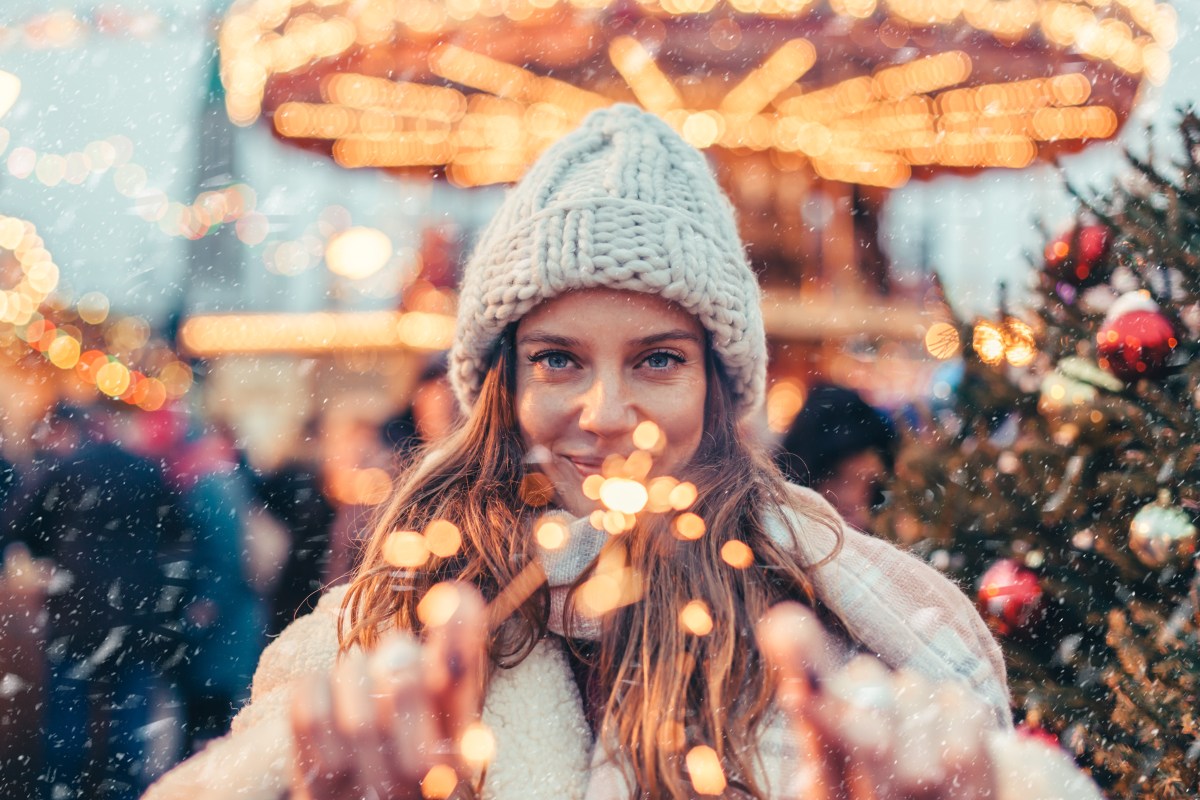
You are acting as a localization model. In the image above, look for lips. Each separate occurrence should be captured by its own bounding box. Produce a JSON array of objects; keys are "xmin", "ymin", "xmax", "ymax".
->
[{"xmin": 564, "ymin": 455, "xmax": 605, "ymax": 476}]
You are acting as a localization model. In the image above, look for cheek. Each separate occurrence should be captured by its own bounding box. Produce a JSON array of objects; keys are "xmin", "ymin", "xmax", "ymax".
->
[
  {"xmin": 515, "ymin": 381, "xmax": 566, "ymax": 450},
  {"xmin": 648, "ymin": 376, "xmax": 707, "ymax": 469}
]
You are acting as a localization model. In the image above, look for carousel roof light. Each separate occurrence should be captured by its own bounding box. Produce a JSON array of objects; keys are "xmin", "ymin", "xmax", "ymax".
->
[{"xmin": 219, "ymin": 0, "xmax": 1173, "ymax": 188}]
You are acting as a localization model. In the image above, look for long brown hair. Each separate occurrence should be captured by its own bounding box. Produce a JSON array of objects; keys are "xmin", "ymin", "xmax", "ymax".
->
[{"xmin": 340, "ymin": 326, "xmax": 844, "ymax": 798}]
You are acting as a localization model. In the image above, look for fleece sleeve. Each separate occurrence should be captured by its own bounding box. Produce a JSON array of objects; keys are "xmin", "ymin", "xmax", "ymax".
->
[{"xmin": 140, "ymin": 586, "xmax": 349, "ymax": 800}]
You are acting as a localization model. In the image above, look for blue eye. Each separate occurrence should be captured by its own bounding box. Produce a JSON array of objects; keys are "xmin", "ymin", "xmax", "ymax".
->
[
  {"xmin": 643, "ymin": 351, "xmax": 683, "ymax": 370},
  {"xmin": 529, "ymin": 350, "xmax": 573, "ymax": 370}
]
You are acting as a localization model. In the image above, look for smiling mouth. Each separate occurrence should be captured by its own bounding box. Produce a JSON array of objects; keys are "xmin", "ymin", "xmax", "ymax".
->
[{"xmin": 564, "ymin": 456, "xmax": 605, "ymax": 477}]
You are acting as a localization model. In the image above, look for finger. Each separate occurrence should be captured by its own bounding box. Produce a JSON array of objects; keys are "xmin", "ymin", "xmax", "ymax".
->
[
  {"xmin": 369, "ymin": 633, "xmax": 438, "ymax": 783},
  {"xmin": 756, "ymin": 603, "xmax": 841, "ymax": 800},
  {"xmin": 932, "ymin": 682, "xmax": 996, "ymax": 800},
  {"xmin": 756, "ymin": 602, "xmax": 836, "ymax": 712},
  {"xmin": 815, "ymin": 656, "xmax": 897, "ymax": 800},
  {"xmin": 3, "ymin": 542, "xmax": 50, "ymax": 595},
  {"xmin": 291, "ymin": 673, "xmax": 350, "ymax": 798},
  {"xmin": 332, "ymin": 647, "xmax": 395, "ymax": 791},
  {"xmin": 423, "ymin": 583, "xmax": 488, "ymax": 742},
  {"xmin": 892, "ymin": 669, "xmax": 947, "ymax": 795}
]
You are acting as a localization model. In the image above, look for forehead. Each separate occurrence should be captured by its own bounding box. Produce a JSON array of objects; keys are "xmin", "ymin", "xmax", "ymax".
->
[{"xmin": 517, "ymin": 288, "xmax": 702, "ymax": 336}]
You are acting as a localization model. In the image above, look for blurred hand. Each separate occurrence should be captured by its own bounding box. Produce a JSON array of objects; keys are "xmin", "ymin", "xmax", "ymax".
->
[
  {"xmin": 0, "ymin": 542, "xmax": 52, "ymax": 645},
  {"xmin": 290, "ymin": 583, "xmax": 488, "ymax": 800},
  {"xmin": 758, "ymin": 603, "xmax": 996, "ymax": 800}
]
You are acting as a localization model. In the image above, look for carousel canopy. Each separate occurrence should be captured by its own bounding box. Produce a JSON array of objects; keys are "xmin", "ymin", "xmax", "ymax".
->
[{"xmin": 219, "ymin": 0, "xmax": 1175, "ymax": 188}]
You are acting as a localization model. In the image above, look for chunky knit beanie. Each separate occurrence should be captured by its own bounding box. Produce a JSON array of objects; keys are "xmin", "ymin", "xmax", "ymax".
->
[{"xmin": 450, "ymin": 103, "xmax": 766, "ymax": 415}]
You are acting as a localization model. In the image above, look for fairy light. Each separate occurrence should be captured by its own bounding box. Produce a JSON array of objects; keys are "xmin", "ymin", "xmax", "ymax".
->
[
  {"xmin": 686, "ymin": 745, "xmax": 727, "ymax": 795},
  {"xmin": 608, "ymin": 37, "xmax": 684, "ymax": 113},
  {"xmin": 679, "ymin": 600, "xmax": 715, "ymax": 636},
  {"xmin": 424, "ymin": 519, "xmax": 463, "ymax": 558},
  {"xmin": 674, "ymin": 513, "xmax": 707, "ymax": 540},
  {"xmin": 766, "ymin": 378, "xmax": 806, "ymax": 434},
  {"xmin": 632, "ymin": 421, "xmax": 663, "ymax": 451},
  {"xmin": 178, "ymin": 310, "xmax": 455, "ymax": 356},
  {"xmin": 1003, "ymin": 318, "xmax": 1037, "ymax": 367},
  {"xmin": 924, "ymin": 321, "xmax": 962, "ymax": 360},
  {"xmin": 599, "ymin": 477, "xmax": 650, "ymax": 515},
  {"xmin": 420, "ymin": 765, "xmax": 459, "ymax": 799},
  {"xmin": 720, "ymin": 540, "xmax": 755, "ymax": 568},
  {"xmin": 667, "ymin": 482, "xmax": 698, "ymax": 511},
  {"xmin": 973, "ymin": 320, "xmax": 1007, "ymax": 366},
  {"xmin": 459, "ymin": 722, "xmax": 496, "ymax": 768},
  {"xmin": 417, "ymin": 582, "xmax": 462, "ymax": 627},
  {"xmin": 719, "ymin": 39, "xmax": 816, "ymax": 116},
  {"xmin": 535, "ymin": 517, "xmax": 569, "ymax": 549}
]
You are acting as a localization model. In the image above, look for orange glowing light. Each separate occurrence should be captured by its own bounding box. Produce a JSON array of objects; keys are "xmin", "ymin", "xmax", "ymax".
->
[
  {"xmin": 720, "ymin": 540, "xmax": 755, "ymax": 569},
  {"xmin": 325, "ymin": 226, "xmax": 394, "ymax": 280},
  {"xmin": 424, "ymin": 519, "xmax": 463, "ymax": 558},
  {"xmin": 679, "ymin": 600, "xmax": 714, "ymax": 636},
  {"xmin": 47, "ymin": 334, "xmax": 81, "ymax": 369},
  {"xmin": 621, "ymin": 450, "xmax": 653, "ymax": 481},
  {"xmin": 582, "ymin": 474, "xmax": 605, "ymax": 500},
  {"xmin": 535, "ymin": 518, "xmax": 569, "ymax": 549},
  {"xmin": 668, "ymin": 481, "xmax": 698, "ymax": 511},
  {"xmin": 972, "ymin": 320, "xmax": 1006, "ymax": 366},
  {"xmin": 459, "ymin": 722, "xmax": 496, "ymax": 767},
  {"xmin": 674, "ymin": 512, "xmax": 706, "ymax": 540},
  {"xmin": 416, "ymin": 582, "xmax": 461, "ymax": 627},
  {"xmin": 646, "ymin": 476, "xmax": 680, "ymax": 513},
  {"xmin": 686, "ymin": 745, "xmax": 727, "ymax": 795},
  {"xmin": 95, "ymin": 360, "xmax": 132, "ymax": 397},
  {"xmin": 384, "ymin": 530, "xmax": 429, "ymax": 568},
  {"xmin": 420, "ymin": 764, "xmax": 458, "ymax": 799},
  {"xmin": 599, "ymin": 477, "xmax": 649, "ymax": 515},
  {"xmin": 924, "ymin": 322, "xmax": 961, "ymax": 360},
  {"xmin": 632, "ymin": 420, "xmax": 663, "ymax": 451}
]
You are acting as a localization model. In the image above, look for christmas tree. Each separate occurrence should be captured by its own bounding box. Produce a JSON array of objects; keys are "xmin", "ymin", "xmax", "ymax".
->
[{"xmin": 881, "ymin": 112, "xmax": 1200, "ymax": 799}]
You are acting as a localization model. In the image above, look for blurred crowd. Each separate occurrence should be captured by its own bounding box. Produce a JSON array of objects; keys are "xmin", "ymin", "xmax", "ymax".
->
[
  {"xmin": 0, "ymin": 362, "xmax": 459, "ymax": 800},
  {"xmin": 0, "ymin": 366, "xmax": 897, "ymax": 800}
]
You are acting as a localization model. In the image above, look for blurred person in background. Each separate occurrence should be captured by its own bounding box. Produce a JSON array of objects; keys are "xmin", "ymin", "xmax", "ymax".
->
[
  {"xmin": 3, "ymin": 401, "xmax": 187, "ymax": 800},
  {"xmin": 249, "ymin": 417, "xmax": 338, "ymax": 637},
  {"xmin": 776, "ymin": 383, "xmax": 898, "ymax": 534},
  {"xmin": 380, "ymin": 355, "xmax": 460, "ymax": 464},
  {"xmin": 166, "ymin": 417, "xmax": 283, "ymax": 753}
]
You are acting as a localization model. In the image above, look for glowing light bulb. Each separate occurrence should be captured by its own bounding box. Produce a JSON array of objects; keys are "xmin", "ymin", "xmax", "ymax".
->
[
  {"xmin": 686, "ymin": 745, "xmax": 727, "ymax": 795},
  {"xmin": 417, "ymin": 582, "xmax": 461, "ymax": 627},
  {"xmin": 460, "ymin": 722, "xmax": 496, "ymax": 767},
  {"xmin": 679, "ymin": 600, "xmax": 714, "ymax": 636},
  {"xmin": 326, "ymin": 226, "xmax": 393, "ymax": 280},
  {"xmin": 720, "ymin": 540, "xmax": 755, "ymax": 569},
  {"xmin": 0, "ymin": 71, "xmax": 19, "ymax": 119},
  {"xmin": 599, "ymin": 477, "xmax": 649, "ymax": 515},
  {"xmin": 632, "ymin": 420, "xmax": 663, "ymax": 450},
  {"xmin": 674, "ymin": 512, "xmax": 706, "ymax": 540},
  {"xmin": 384, "ymin": 530, "xmax": 429, "ymax": 568},
  {"xmin": 535, "ymin": 518, "xmax": 569, "ymax": 549},
  {"xmin": 425, "ymin": 519, "xmax": 462, "ymax": 558}
]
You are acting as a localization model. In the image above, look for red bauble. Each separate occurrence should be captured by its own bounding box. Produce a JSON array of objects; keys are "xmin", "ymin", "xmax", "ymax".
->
[
  {"xmin": 1044, "ymin": 224, "xmax": 1110, "ymax": 286},
  {"xmin": 977, "ymin": 559, "xmax": 1043, "ymax": 636},
  {"xmin": 1097, "ymin": 294, "xmax": 1177, "ymax": 381}
]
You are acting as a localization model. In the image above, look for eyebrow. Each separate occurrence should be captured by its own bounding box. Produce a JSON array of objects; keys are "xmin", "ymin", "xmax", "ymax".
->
[{"xmin": 517, "ymin": 329, "xmax": 702, "ymax": 348}]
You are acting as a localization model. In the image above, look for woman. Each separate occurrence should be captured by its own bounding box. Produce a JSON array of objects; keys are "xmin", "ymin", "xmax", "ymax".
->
[{"xmin": 146, "ymin": 105, "xmax": 1097, "ymax": 800}]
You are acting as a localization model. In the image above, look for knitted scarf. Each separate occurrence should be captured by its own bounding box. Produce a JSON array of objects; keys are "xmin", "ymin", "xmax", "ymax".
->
[{"xmin": 534, "ymin": 486, "xmax": 1012, "ymax": 727}]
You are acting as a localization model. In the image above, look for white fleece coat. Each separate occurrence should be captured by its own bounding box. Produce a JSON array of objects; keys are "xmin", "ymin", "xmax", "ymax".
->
[{"xmin": 144, "ymin": 491, "xmax": 1101, "ymax": 800}]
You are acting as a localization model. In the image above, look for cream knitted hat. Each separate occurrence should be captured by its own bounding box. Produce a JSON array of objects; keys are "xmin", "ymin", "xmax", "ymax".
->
[{"xmin": 449, "ymin": 104, "xmax": 766, "ymax": 415}]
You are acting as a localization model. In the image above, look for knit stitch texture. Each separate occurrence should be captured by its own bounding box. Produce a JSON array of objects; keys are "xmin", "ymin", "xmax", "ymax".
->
[{"xmin": 450, "ymin": 104, "xmax": 766, "ymax": 415}]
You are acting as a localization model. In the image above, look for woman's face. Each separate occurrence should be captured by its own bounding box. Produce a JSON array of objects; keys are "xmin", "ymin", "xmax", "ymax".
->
[{"xmin": 514, "ymin": 289, "xmax": 708, "ymax": 517}]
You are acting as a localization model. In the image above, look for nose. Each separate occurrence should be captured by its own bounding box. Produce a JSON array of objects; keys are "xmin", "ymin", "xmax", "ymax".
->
[{"xmin": 577, "ymin": 370, "xmax": 636, "ymax": 440}]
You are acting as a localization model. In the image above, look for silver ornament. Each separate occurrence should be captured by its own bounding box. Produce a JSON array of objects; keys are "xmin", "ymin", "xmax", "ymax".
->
[{"xmin": 1129, "ymin": 498, "xmax": 1198, "ymax": 568}]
